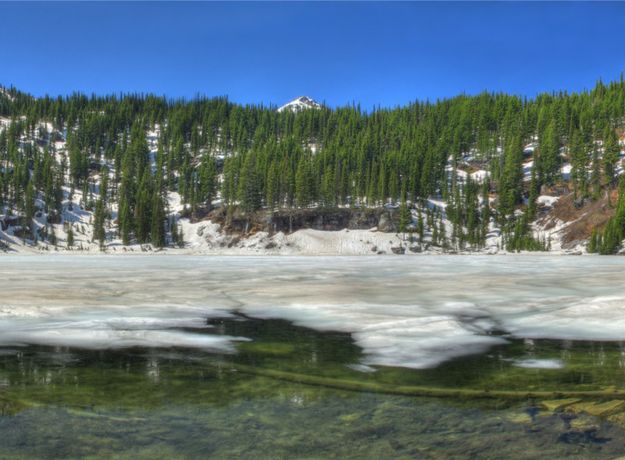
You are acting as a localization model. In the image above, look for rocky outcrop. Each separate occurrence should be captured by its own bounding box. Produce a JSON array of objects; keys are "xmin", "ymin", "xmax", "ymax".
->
[{"xmin": 205, "ymin": 207, "xmax": 400, "ymax": 236}]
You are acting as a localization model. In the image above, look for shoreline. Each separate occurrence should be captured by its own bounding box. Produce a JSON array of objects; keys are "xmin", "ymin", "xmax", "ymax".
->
[{"xmin": 1, "ymin": 218, "xmax": 588, "ymax": 257}]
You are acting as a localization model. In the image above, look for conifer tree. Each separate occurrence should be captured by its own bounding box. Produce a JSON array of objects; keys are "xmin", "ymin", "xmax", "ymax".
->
[
  {"xmin": 295, "ymin": 159, "xmax": 312, "ymax": 208},
  {"xmin": 24, "ymin": 178, "xmax": 36, "ymax": 238},
  {"xmin": 150, "ymin": 191, "xmax": 166, "ymax": 247},
  {"xmin": 603, "ymin": 127, "xmax": 620, "ymax": 187},
  {"xmin": 67, "ymin": 225, "xmax": 74, "ymax": 248},
  {"xmin": 570, "ymin": 130, "xmax": 588, "ymax": 199},
  {"xmin": 398, "ymin": 201, "xmax": 411, "ymax": 242},
  {"xmin": 93, "ymin": 199, "xmax": 106, "ymax": 248},
  {"xmin": 591, "ymin": 144, "xmax": 602, "ymax": 200},
  {"xmin": 119, "ymin": 199, "xmax": 133, "ymax": 245},
  {"xmin": 198, "ymin": 156, "xmax": 217, "ymax": 210},
  {"xmin": 498, "ymin": 135, "xmax": 523, "ymax": 219},
  {"xmin": 135, "ymin": 169, "xmax": 153, "ymax": 243},
  {"xmin": 238, "ymin": 153, "xmax": 262, "ymax": 214}
]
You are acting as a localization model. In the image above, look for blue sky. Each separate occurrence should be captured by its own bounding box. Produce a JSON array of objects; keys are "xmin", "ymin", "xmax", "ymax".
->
[{"xmin": 1, "ymin": 2, "xmax": 625, "ymax": 109}]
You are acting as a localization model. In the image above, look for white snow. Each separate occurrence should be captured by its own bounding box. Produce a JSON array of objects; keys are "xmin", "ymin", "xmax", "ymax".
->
[
  {"xmin": 523, "ymin": 160, "xmax": 534, "ymax": 182},
  {"xmin": 561, "ymin": 162, "xmax": 572, "ymax": 180},
  {"xmin": 471, "ymin": 169, "xmax": 489, "ymax": 182},
  {"xmin": 523, "ymin": 143, "xmax": 537, "ymax": 155},
  {"xmin": 182, "ymin": 222, "xmax": 413, "ymax": 255},
  {"xmin": 537, "ymin": 195, "xmax": 559, "ymax": 207}
]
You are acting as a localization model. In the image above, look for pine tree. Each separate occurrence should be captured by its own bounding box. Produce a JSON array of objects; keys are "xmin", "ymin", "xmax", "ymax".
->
[
  {"xmin": 265, "ymin": 161, "xmax": 279, "ymax": 210},
  {"xmin": 135, "ymin": 169, "xmax": 153, "ymax": 243},
  {"xmin": 570, "ymin": 129, "xmax": 588, "ymax": 199},
  {"xmin": 238, "ymin": 153, "xmax": 262, "ymax": 214},
  {"xmin": 93, "ymin": 199, "xmax": 106, "ymax": 249},
  {"xmin": 66, "ymin": 225, "xmax": 74, "ymax": 248},
  {"xmin": 539, "ymin": 120, "xmax": 561, "ymax": 186},
  {"xmin": 588, "ymin": 228, "xmax": 599, "ymax": 253},
  {"xmin": 119, "ymin": 199, "xmax": 133, "ymax": 245},
  {"xmin": 198, "ymin": 156, "xmax": 217, "ymax": 210},
  {"xmin": 24, "ymin": 178, "xmax": 36, "ymax": 227},
  {"xmin": 150, "ymin": 191, "xmax": 166, "ymax": 248},
  {"xmin": 603, "ymin": 127, "xmax": 620, "ymax": 187},
  {"xmin": 590, "ymin": 143, "xmax": 602, "ymax": 200},
  {"xmin": 398, "ymin": 201, "xmax": 411, "ymax": 242},
  {"xmin": 498, "ymin": 135, "xmax": 523, "ymax": 219},
  {"xmin": 320, "ymin": 167, "xmax": 336, "ymax": 208},
  {"xmin": 417, "ymin": 210, "xmax": 425, "ymax": 243},
  {"xmin": 295, "ymin": 159, "xmax": 312, "ymax": 208},
  {"xmin": 48, "ymin": 224, "xmax": 56, "ymax": 246},
  {"xmin": 170, "ymin": 217, "xmax": 179, "ymax": 246}
]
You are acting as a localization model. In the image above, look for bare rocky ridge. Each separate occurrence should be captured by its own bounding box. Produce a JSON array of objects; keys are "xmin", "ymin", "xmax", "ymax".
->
[
  {"xmin": 201, "ymin": 207, "xmax": 399, "ymax": 235},
  {"xmin": 538, "ymin": 191, "xmax": 617, "ymax": 250}
]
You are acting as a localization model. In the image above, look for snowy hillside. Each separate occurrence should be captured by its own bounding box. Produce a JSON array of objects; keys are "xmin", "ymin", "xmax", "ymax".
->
[
  {"xmin": 1, "ymin": 81, "xmax": 625, "ymax": 256},
  {"xmin": 0, "ymin": 112, "xmax": 609, "ymax": 256}
]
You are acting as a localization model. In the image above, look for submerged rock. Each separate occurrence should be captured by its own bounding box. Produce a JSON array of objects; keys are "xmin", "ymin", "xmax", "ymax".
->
[
  {"xmin": 339, "ymin": 412, "xmax": 363, "ymax": 423},
  {"xmin": 541, "ymin": 398, "xmax": 581, "ymax": 412},
  {"xmin": 569, "ymin": 414, "xmax": 600, "ymax": 432},
  {"xmin": 504, "ymin": 412, "xmax": 534, "ymax": 425},
  {"xmin": 567, "ymin": 400, "xmax": 625, "ymax": 417}
]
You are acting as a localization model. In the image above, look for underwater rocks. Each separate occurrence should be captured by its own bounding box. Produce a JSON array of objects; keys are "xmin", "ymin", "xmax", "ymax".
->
[
  {"xmin": 566, "ymin": 400, "xmax": 625, "ymax": 418},
  {"xmin": 541, "ymin": 398, "xmax": 625, "ymax": 416},
  {"xmin": 541, "ymin": 398, "xmax": 581, "ymax": 412}
]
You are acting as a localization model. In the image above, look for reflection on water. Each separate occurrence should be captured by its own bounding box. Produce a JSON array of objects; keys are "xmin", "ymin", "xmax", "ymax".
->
[{"xmin": 2, "ymin": 318, "xmax": 625, "ymax": 458}]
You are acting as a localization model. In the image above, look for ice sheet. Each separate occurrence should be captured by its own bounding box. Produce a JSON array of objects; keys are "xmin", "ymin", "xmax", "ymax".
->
[{"xmin": 2, "ymin": 255, "xmax": 625, "ymax": 369}]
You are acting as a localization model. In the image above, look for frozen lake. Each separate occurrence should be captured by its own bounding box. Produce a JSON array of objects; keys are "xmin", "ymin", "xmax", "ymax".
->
[{"xmin": 3, "ymin": 254, "xmax": 625, "ymax": 369}]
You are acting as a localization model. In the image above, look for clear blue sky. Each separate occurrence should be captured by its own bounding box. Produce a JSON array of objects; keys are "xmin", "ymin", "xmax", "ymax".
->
[{"xmin": 2, "ymin": 2, "xmax": 625, "ymax": 109}]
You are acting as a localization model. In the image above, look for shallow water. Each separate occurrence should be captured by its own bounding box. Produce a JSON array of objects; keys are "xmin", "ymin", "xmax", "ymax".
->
[{"xmin": 3, "ymin": 255, "xmax": 625, "ymax": 458}]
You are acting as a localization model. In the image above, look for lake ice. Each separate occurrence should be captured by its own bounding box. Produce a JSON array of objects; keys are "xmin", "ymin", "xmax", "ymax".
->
[{"xmin": 2, "ymin": 254, "xmax": 625, "ymax": 369}]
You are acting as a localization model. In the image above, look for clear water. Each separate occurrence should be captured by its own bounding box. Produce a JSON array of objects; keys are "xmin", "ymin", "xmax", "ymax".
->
[{"xmin": 3, "ymin": 255, "xmax": 625, "ymax": 459}]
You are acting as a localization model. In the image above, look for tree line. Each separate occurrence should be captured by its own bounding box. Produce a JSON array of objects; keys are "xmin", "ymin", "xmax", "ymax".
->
[{"xmin": 1, "ymin": 76, "xmax": 625, "ymax": 251}]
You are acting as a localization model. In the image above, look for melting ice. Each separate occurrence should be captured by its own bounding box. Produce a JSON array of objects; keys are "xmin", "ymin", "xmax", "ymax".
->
[{"xmin": 2, "ymin": 254, "xmax": 625, "ymax": 369}]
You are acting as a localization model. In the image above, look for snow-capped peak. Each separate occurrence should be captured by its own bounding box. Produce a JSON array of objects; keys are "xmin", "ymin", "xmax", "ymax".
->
[{"xmin": 277, "ymin": 96, "xmax": 321, "ymax": 113}]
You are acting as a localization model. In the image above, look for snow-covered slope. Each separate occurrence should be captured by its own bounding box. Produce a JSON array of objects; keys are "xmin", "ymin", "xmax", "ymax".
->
[
  {"xmin": 0, "ymin": 96, "xmax": 614, "ymax": 256},
  {"xmin": 0, "ymin": 87, "xmax": 14, "ymax": 101},
  {"xmin": 277, "ymin": 96, "xmax": 321, "ymax": 113}
]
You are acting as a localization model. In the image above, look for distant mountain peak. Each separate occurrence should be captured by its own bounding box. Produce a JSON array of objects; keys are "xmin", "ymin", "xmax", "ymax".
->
[{"xmin": 277, "ymin": 96, "xmax": 321, "ymax": 113}]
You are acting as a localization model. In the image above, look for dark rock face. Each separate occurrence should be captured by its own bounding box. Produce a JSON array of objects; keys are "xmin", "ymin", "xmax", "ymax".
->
[
  {"xmin": 378, "ymin": 213, "xmax": 397, "ymax": 232},
  {"xmin": 0, "ymin": 216, "xmax": 20, "ymax": 231},
  {"xmin": 207, "ymin": 207, "xmax": 399, "ymax": 235}
]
